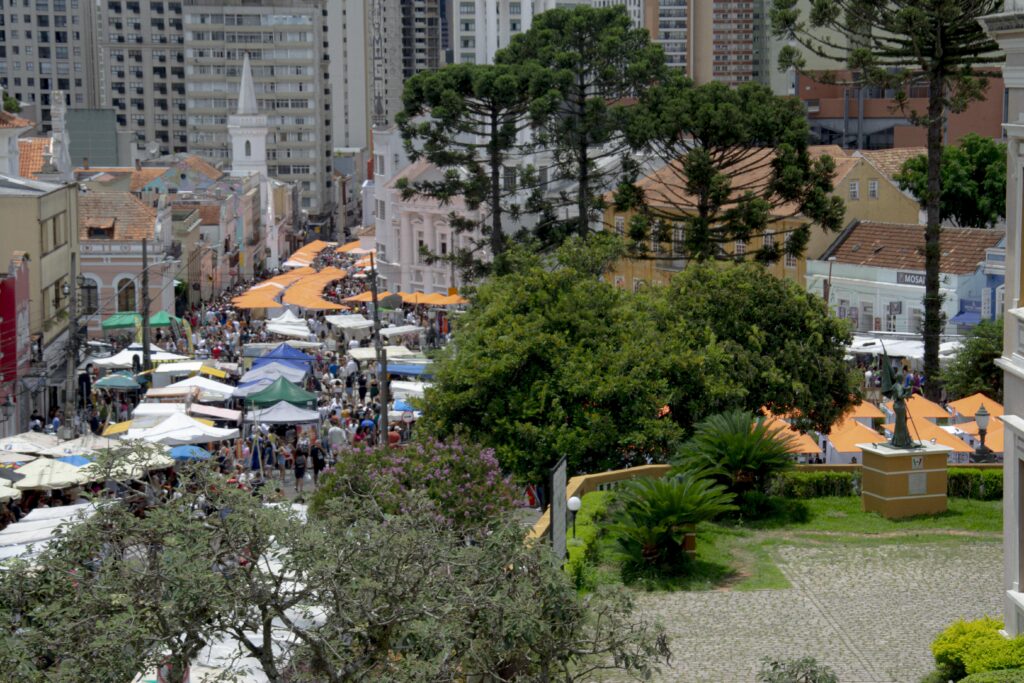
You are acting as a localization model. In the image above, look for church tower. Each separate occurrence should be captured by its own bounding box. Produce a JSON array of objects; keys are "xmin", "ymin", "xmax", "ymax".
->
[{"xmin": 228, "ymin": 54, "xmax": 268, "ymax": 178}]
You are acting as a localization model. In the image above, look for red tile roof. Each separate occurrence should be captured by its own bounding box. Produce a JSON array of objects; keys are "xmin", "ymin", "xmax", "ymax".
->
[
  {"xmin": 825, "ymin": 221, "xmax": 1003, "ymax": 275},
  {"xmin": 0, "ymin": 110, "xmax": 33, "ymax": 129},
  {"xmin": 17, "ymin": 138, "xmax": 49, "ymax": 179},
  {"xmin": 861, "ymin": 148, "xmax": 927, "ymax": 180},
  {"xmin": 78, "ymin": 192, "xmax": 158, "ymax": 241},
  {"xmin": 179, "ymin": 155, "xmax": 223, "ymax": 181}
]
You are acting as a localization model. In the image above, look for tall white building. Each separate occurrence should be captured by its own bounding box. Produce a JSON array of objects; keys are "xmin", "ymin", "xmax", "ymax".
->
[
  {"xmin": 326, "ymin": 0, "xmax": 371, "ymax": 152},
  {"xmin": 451, "ymin": 0, "xmax": 533, "ymax": 65},
  {"xmin": 182, "ymin": 0, "xmax": 332, "ymax": 216},
  {"xmin": 370, "ymin": 0, "xmax": 443, "ymax": 127},
  {"xmin": 227, "ymin": 55, "xmax": 268, "ymax": 179}
]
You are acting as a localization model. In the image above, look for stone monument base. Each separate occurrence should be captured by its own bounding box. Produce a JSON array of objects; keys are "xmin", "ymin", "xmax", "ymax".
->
[{"xmin": 859, "ymin": 442, "xmax": 951, "ymax": 519}]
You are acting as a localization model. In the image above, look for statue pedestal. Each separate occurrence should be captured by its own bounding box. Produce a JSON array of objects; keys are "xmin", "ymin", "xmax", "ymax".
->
[{"xmin": 858, "ymin": 442, "xmax": 951, "ymax": 519}]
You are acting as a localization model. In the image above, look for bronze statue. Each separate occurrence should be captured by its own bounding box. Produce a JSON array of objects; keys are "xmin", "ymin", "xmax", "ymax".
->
[{"xmin": 880, "ymin": 351, "xmax": 917, "ymax": 449}]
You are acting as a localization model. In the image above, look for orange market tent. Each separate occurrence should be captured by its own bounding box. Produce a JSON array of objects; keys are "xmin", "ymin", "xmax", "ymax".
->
[
  {"xmin": 398, "ymin": 291, "xmax": 435, "ymax": 305},
  {"xmin": 439, "ymin": 294, "xmax": 468, "ymax": 305},
  {"xmin": 884, "ymin": 419, "xmax": 973, "ymax": 454},
  {"xmin": 763, "ymin": 417, "xmax": 820, "ymax": 457},
  {"xmin": 953, "ymin": 419, "xmax": 1005, "ymax": 453},
  {"xmin": 282, "ymin": 267, "xmax": 348, "ymax": 310},
  {"xmin": 827, "ymin": 418, "xmax": 886, "ymax": 458},
  {"xmin": 848, "ymin": 400, "xmax": 885, "ymax": 420},
  {"xmin": 884, "ymin": 394, "xmax": 950, "ymax": 422},
  {"xmin": 948, "ymin": 393, "xmax": 1003, "ymax": 420},
  {"xmin": 336, "ymin": 240, "xmax": 362, "ymax": 253},
  {"xmin": 343, "ymin": 290, "xmax": 391, "ymax": 303},
  {"xmin": 232, "ymin": 289, "xmax": 283, "ymax": 310},
  {"xmin": 283, "ymin": 240, "xmax": 335, "ymax": 268}
]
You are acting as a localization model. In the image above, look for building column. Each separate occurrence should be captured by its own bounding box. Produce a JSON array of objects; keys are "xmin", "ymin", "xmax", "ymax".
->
[{"xmin": 399, "ymin": 210, "xmax": 413, "ymax": 292}]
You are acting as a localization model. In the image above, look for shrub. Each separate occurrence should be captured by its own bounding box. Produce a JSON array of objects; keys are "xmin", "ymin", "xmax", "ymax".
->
[
  {"xmin": 961, "ymin": 671, "xmax": 1024, "ymax": 682},
  {"xmin": 966, "ymin": 638, "xmax": 1024, "ymax": 675},
  {"xmin": 770, "ymin": 470, "xmax": 858, "ymax": 498},
  {"xmin": 310, "ymin": 437, "xmax": 518, "ymax": 529},
  {"xmin": 757, "ymin": 656, "xmax": 838, "ymax": 683},
  {"xmin": 674, "ymin": 410, "xmax": 795, "ymax": 495},
  {"xmin": 932, "ymin": 617, "xmax": 1006, "ymax": 680},
  {"xmin": 610, "ymin": 472, "xmax": 736, "ymax": 574},
  {"xmin": 737, "ymin": 491, "xmax": 811, "ymax": 524},
  {"xmin": 948, "ymin": 469, "xmax": 1003, "ymax": 501}
]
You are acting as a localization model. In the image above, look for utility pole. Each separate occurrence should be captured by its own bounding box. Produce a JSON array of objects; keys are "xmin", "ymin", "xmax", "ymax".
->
[
  {"xmin": 140, "ymin": 238, "xmax": 152, "ymax": 371},
  {"xmin": 61, "ymin": 254, "xmax": 77, "ymax": 439},
  {"xmin": 368, "ymin": 252, "xmax": 389, "ymax": 445}
]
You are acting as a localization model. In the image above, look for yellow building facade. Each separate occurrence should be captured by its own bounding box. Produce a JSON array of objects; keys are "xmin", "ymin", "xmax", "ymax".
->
[{"xmin": 604, "ymin": 146, "xmax": 922, "ymax": 289}]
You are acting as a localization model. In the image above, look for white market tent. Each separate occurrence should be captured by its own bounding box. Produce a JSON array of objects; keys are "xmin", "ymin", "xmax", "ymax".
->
[
  {"xmin": 347, "ymin": 346, "xmax": 418, "ymax": 362},
  {"xmin": 0, "ymin": 431, "xmax": 60, "ymax": 454},
  {"xmin": 325, "ymin": 313, "xmax": 373, "ymax": 330},
  {"xmin": 0, "ymin": 483, "xmax": 20, "ymax": 501},
  {"xmin": 93, "ymin": 344, "xmax": 189, "ymax": 369},
  {"xmin": 132, "ymin": 402, "xmax": 187, "ymax": 418},
  {"xmin": 379, "ymin": 325, "xmax": 424, "ymax": 339},
  {"xmin": 240, "ymin": 362, "xmax": 308, "ymax": 384},
  {"xmin": 0, "ymin": 502, "xmax": 95, "ymax": 560},
  {"xmin": 232, "ymin": 378, "xmax": 274, "ymax": 399},
  {"xmin": 390, "ymin": 380, "xmax": 429, "ymax": 399},
  {"xmin": 245, "ymin": 401, "xmax": 321, "ymax": 424},
  {"xmin": 39, "ymin": 433, "xmax": 120, "ymax": 457},
  {"xmin": 13, "ymin": 458, "xmax": 90, "ymax": 490},
  {"xmin": 152, "ymin": 361, "xmax": 206, "ymax": 376},
  {"xmin": 266, "ymin": 309, "xmax": 313, "ymax": 339},
  {"xmin": 846, "ymin": 336, "xmax": 963, "ymax": 363},
  {"xmin": 124, "ymin": 412, "xmax": 239, "ymax": 446},
  {"xmin": 166, "ymin": 375, "xmax": 236, "ymax": 401}
]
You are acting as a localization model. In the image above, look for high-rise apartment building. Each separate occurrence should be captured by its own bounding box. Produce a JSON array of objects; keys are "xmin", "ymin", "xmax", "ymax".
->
[
  {"xmin": 451, "ymin": 0, "xmax": 533, "ymax": 65},
  {"xmin": 370, "ymin": 0, "xmax": 443, "ymax": 127},
  {"xmin": 182, "ymin": 0, "xmax": 333, "ymax": 215},
  {"xmin": 93, "ymin": 0, "xmax": 187, "ymax": 156},
  {"xmin": 326, "ymin": 0, "xmax": 371, "ymax": 152},
  {"xmin": 0, "ymin": 0, "xmax": 98, "ymax": 131}
]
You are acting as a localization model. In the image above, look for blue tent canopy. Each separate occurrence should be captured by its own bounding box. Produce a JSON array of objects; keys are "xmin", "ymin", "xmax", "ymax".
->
[
  {"xmin": 57, "ymin": 455, "xmax": 93, "ymax": 467},
  {"xmin": 387, "ymin": 364, "xmax": 432, "ymax": 378},
  {"xmin": 251, "ymin": 356, "xmax": 310, "ymax": 373},
  {"xmin": 393, "ymin": 399, "xmax": 415, "ymax": 412},
  {"xmin": 170, "ymin": 445, "xmax": 212, "ymax": 461},
  {"xmin": 951, "ymin": 310, "xmax": 981, "ymax": 326},
  {"xmin": 260, "ymin": 343, "xmax": 314, "ymax": 365}
]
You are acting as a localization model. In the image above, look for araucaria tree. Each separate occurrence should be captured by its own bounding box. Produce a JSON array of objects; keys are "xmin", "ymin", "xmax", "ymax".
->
[
  {"xmin": 616, "ymin": 77, "xmax": 846, "ymax": 261},
  {"xmin": 496, "ymin": 5, "xmax": 667, "ymax": 240},
  {"xmin": 770, "ymin": 0, "xmax": 1003, "ymax": 400},
  {"xmin": 397, "ymin": 63, "xmax": 557, "ymax": 277}
]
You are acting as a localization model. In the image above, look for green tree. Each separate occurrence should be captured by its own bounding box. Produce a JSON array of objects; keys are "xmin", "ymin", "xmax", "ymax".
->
[
  {"xmin": 617, "ymin": 77, "xmax": 846, "ymax": 262},
  {"xmin": 419, "ymin": 235, "xmax": 686, "ymax": 483},
  {"xmin": 770, "ymin": 0, "xmax": 1004, "ymax": 402},
  {"xmin": 942, "ymin": 317, "xmax": 1004, "ymax": 403},
  {"xmin": 396, "ymin": 62, "xmax": 558, "ymax": 277},
  {"xmin": 674, "ymin": 410, "xmax": 797, "ymax": 496},
  {"xmin": 895, "ymin": 133, "xmax": 1006, "ymax": 229},
  {"xmin": 645, "ymin": 263, "xmax": 860, "ymax": 434},
  {"xmin": 496, "ymin": 5, "xmax": 667, "ymax": 240},
  {"xmin": 2, "ymin": 92, "xmax": 19, "ymax": 114}
]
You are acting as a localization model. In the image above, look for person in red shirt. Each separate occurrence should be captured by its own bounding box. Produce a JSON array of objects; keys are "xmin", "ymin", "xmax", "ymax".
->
[
  {"xmin": 211, "ymin": 344, "xmax": 223, "ymax": 360},
  {"xmin": 387, "ymin": 425, "xmax": 401, "ymax": 446}
]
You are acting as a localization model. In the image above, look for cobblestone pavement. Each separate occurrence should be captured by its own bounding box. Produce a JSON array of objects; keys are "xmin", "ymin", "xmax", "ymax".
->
[{"xmin": 606, "ymin": 541, "xmax": 1002, "ymax": 683}]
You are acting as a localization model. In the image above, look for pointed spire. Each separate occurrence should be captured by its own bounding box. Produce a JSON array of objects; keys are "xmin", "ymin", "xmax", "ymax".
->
[{"xmin": 237, "ymin": 53, "xmax": 258, "ymax": 116}]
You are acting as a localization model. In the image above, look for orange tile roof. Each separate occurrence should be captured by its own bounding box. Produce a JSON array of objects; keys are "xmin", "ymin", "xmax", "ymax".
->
[
  {"xmin": 74, "ymin": 166, "xmax": 170, "ymax": 192},
  {"xmin": 0, "ymin": 110, "xmax": 33, "ymax": 129},
  {"xmin": 884, "ymin": 394, "xmax": 951, "ymax": 421},
  {"xmin": 827, "ymin": 221, "xmax": 1003, "ymax": 275},
  {"xmin": 847, "ymin": 400, "xmax": 885, "ymax": 420},
  {"xmin": 179, "ymin": 155, "xmax": 223, "ymax": 181},
  {"xmin": 861, "ymin": 147, "xmax": 927, "ymax": 180},
  {"xmin": 828, "ymin": 418, "xmax": 887, "ymax": 453},
  {"xmin": 955, "ymin": 419, "xmax": 1004, "ymax": 453},
  {"xmin": 78, "ymin": 192, "xmax": 157, "ymax": 241},
  {"xmin": 764, "ymin": 417, "xmax": 821, "ymax": 455},
  {"xmin": 17, "ymin": 138, "xmax": 49, "ymax": 179}
]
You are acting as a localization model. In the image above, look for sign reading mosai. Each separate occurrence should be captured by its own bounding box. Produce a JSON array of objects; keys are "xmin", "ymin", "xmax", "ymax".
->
[{"xmin": 897, "ymin": 272, "xmax": 926, "ymax": 286}]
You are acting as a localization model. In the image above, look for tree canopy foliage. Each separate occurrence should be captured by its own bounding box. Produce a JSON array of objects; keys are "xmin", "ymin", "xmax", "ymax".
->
[
  {"xmin": 2, "ymin": 93, "xmax": 20, "ymax": 114},
  {"xmin": 895, "ymin": 133, "xmax": 1006, "ymax": 229},
  {"xmin": 942, "ymin": 317, "xmax": 1004, "ymax": 403},
  {"xmin": 616, "ymin": 77, "xmax": 846, "ymax": 263},
  {"xmin": 770, "ymin": 0, "xmax": 1003, "ymax": 401},
  {"xmin": 421, "ymin": 242, "xmax": 858, "ymax": 483}
]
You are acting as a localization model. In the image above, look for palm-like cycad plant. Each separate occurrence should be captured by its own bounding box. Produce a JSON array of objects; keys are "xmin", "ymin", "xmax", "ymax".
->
[
  {"xmin": 673, "ymin": 410, "xmax": 797, "ymax": 495},
  {"xmin": 610, "ymin": 472, "xmax": 736, "ymax": 569}
]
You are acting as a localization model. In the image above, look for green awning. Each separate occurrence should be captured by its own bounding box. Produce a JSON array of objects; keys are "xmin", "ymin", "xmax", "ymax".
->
[
  {"xmin": 148, "ymin": 311, "xmax": 181, "ymax": 327},
  {"xmin": 94, "ymin": 372, "xmax": 140, "ymax": 390},
  {"xmin": 245, "ymin": 376, "xmax": 317, "ymax": 408},
  {"xmin": 101, "ymin": 312, "xmax": 141, "ymax": 330}
]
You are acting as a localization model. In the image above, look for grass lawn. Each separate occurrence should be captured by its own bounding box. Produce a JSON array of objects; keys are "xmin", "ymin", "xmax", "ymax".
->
[{"xmin": 567, "ymin": 492, "xmax": 1002, "ymax": 593}]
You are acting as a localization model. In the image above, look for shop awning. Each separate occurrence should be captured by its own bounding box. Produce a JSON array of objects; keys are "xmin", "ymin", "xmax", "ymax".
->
[
  {"xmin": 101, "ymin": 312, "xmax": 141, "ymax": 330},
  {"xmin": 951, "ymin": 310, "xmax": 982, "ymax": 325}
]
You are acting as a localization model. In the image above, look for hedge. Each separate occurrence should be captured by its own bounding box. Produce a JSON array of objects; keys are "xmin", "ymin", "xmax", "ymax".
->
[
  {"xmin": 933, "ymin": 617, "xmax": 1007, "ymax": 680},
  {"xmin": 770, "ymin": 469, "xmax": 1002, "ymax": 500},
  {"xmin": 961, "ymin": 671, "xmax": 1024, "ymax": 683},
  {"xmin": 948, "ymin": 468, "xmax": 1003, "ymax": 501}
]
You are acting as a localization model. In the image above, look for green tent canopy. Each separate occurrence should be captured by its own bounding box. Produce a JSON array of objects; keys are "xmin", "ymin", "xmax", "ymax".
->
[
  {"xmin": 94, "ymin": 372, "xmax": 141, "ymax": 390},
  {"xmin": 245, "ymin": 376, "xmax": 317, "ymax": 408},
  {"xmin": 148, "ymin": 311, "xmax": 181, "ymax": 327},
  {"xmin": 101, "ymin": 312, "xmax": 141, "ymax": 330}
]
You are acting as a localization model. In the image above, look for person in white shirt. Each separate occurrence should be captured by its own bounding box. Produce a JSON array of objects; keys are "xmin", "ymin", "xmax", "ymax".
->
[{"xmin": 327, "ymin": 420, "xmax": 345, "ymax": 455}]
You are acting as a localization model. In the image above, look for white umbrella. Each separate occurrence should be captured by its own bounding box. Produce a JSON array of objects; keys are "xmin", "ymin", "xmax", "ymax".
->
[
  {"xmin": 13, "ymin": 458, "xmax": 89, "ymax": 490},
  {"xmin": 93, "ymin": 346, "xmax": 190, "ymax": 369},
  {"xmin": 0, "ymin": 483, "xmax": 21, "ymax": 501},
  {"xmin": 0, "ymin": 433, "xmax": 59, "ymax": 454},
  {"xmin": 39, "ymin": 434, "xmax": 118, "ymax": 457},
  {"xmin": 124, "ymin": 412, "xmax": 239, "ymax": 446},
  {"xmin": 0, "ymin": 452, "xmax": 36, "ymax": 465},
  {"xmin": 166, "ymin": 375, "xmax": 237, "ymax": 400}
]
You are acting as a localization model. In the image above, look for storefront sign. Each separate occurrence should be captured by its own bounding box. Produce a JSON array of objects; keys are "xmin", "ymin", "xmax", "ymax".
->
[{"xmin": 897, "ymin": 271, "xmax": 926, "ymax": 286}]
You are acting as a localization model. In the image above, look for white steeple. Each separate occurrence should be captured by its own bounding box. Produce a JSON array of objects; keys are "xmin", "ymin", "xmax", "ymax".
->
[{"xmin": 228, "ymin": 53, "xmax": 268, "ymax": 178}]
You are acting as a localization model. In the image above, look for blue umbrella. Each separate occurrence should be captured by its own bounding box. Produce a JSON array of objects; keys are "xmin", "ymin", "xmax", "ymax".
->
[
  {"xmin": 170, "ymin": 445, "xmax": 212, "ymax": 462},
  {"xmin": 360, "ymin": 419, "xmax": 375, "ymax": 429},
  {"xmin": 56, "ymin": 455, "xmax": 93, "ymax": 468},
  {"xmin": 393, "ymin": 399, "xmax": 415, "ymax": 412}
]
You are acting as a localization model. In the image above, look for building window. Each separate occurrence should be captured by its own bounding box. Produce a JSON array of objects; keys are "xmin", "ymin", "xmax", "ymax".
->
[
  {"xmin": 244, "ymin": 139, "xmax": 251, "ymax": 157},
  {"xmin": 868, "ymin": 179, "xmax": 879, "ymax": 199},
  {"xmin": 734, "ymin": 238, "xmax": 746, "ymax": 256},
  {"xmin": 763, "ymin": 230, "xmax": 774, "ymax": 249},
  {"xmin": 116, "ymin": 278, "xmax": 136, "ymax": 312},
  {"xmin": 848, "ymin": 180, "xmax": 860, "ymax": 200},
  {"xmin": 503, "ymin": 166, "xmax": 516, "ymax": 191},
  {"xmin": 673, "ymin": 224, "xmax": 685, "ymax": 256},
  {"xmin": 783, "ymin": 233, "xmax": 796, "ymax": 269},
  {"xmin": 373, "ymin": 153, "xmax": 384, "ymax": 176},
  {"xmin": 614, "ymin": 215, "xmax": 624, "ymax": 236},
  {"xmin": 80, "ymin": 278, "xmax": 99, "ymax": 314},
  {"xmin": 375, "ymin": 199, "xmax": 385, "ymax": 220}
]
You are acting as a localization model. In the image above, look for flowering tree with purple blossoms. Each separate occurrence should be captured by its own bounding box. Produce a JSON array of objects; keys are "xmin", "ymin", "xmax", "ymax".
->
[{"xmin": 310, "ymin": 437, "xmax": 520, "ymax": 528}]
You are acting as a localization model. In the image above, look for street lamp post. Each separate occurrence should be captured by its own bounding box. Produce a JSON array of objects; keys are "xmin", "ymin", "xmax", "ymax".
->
[
  {"xmin": 823, "ymin": 256, "xmax": 837, "ymax": 303},
  {"xmin": 567, "ymin": 495, "xmax": 582, "ymax": 539},
  {"xmin": 975, "ymin": 403, "xmax": 994, "ymax": 460}
]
